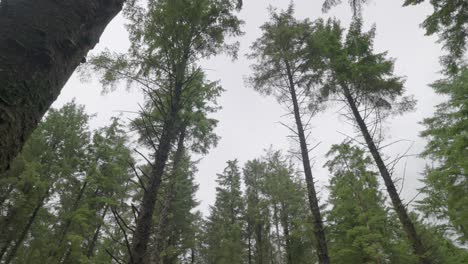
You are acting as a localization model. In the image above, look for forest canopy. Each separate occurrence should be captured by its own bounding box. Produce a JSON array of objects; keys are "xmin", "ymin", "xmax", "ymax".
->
[{"xmin": 0, "ymin": 0, "xmax": 467, "ymax": 264}]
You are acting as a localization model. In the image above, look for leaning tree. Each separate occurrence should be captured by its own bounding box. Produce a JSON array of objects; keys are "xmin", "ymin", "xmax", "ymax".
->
[{"xmin": 311, "ymin": 18, "xmax": 430, "ymax": 264}]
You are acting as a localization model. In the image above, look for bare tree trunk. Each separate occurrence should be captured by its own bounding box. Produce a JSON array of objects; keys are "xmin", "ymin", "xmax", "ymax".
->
[
  {"xmin": 272, "ymin": 204, "xmax": 282, "ymax": 264},
  {"xmin": 59, "ymin": 247, "xmax": 72, "ymax": 264},
  {"xmin": 161, "ymin": 235, "xmax": 177, "ymax": 264},
  {"xmin": 0, "ymin": 0, "xmax": 124, "ymax": 173},
  {"xmin": 280, "ymin": 203, "xmax": 292, "ymax": 264},
  {"xmin": 247, "ymin": 228, "xmax": 253, "ymax": 264},
  {"xmin": 130, "ymin": 82, "xmax": 184, "ymax": 264},
  {"xmin": 150, "ymin": 129, "xmax": 186, "ymax": 264},
  {"xmin": 0, "ymin": 206, "xmax": 19, "ymax": 260},
  {"xmin": 268, "ymin": 230, "xmax": 275, "ymax": 264},
  {"xmin": 3, "ymin": 188, "xmax": 49, "ymax": 264},
  {"xmin": 191, "ymin": 247, "xmax": 195, "ymax": 264},
  {"xmin": 285, "ymin": 61, "xmax": 330, "ymax": 264},
  {"xmin": 86, "ymin": 205, "xmax": 110, "ymax": 258},
  {"xmin": 49, "ymin": 181, "xmax": 88, "ymax": 262},
  {"xmin": 255, "ymin": 219, "xmax": 264, "ymax": 264},
  {"xmin": 342, "ymin": 85, "xmax": 430, "ymax": 264}
]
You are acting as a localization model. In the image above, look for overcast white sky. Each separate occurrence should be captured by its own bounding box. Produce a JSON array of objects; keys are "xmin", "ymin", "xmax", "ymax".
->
[{"xmin": 52, "ymin": 0, "xmax": 444, "ymax": 214}]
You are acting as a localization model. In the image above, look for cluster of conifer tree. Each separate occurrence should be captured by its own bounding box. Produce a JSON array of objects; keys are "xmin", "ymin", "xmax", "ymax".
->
[{"xmin": 0, "ymin": 0, "xmax": 466, "ymax": 263}]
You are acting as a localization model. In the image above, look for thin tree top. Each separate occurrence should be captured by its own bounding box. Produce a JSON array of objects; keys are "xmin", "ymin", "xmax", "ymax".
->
[
  {"xmin": 314, "ymin": 18, "xmax": 415, "ymax": 116},
  {"xmin": 323, "ymin": 0, "xmax": 468, "ymax": 74},
  {"xmin": 403, "ymin": 0, "xmax": 468, "ymax": 74},
  {"xmin": 247, "ymin": 5, "xmax": 319, "ymax": 101}
]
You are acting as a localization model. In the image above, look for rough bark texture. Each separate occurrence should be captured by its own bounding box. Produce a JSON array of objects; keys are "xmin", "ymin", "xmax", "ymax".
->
[
  {"xmin": 0, "ymin": 0, "xmax": 124, "ymax": 174},
  {"xmin": 285, "ymin": 62, "xmax": 330, "ymax": 264},
  {"xmin": 342, "ymin": 85, "xmax": 430, "ymax": 264},
  {"xmin": 150, "ymin": 129, "xmax": 186, "ymax": 264},
  {"xmin": 130, "ymin": 84, "xmax": 183, "ymax": 264}
]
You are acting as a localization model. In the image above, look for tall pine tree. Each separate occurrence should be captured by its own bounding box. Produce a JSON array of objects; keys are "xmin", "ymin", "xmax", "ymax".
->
[
  {"xmin": 247, "ymin": 7, "xmax": 330, "ymax": 263},
  {"xmin": 418, "ymin": 67, "xmax": 468, "ymax": 244},
  {"xmin": 206, "ymin": 160, "xmax": 245, "ymax": 264},
  {"xmin": 88, "ymin": 1, "xmax": 242, "ymax": 261},
  {"xmin": 311, "ymin": 17, "xmax": 429, "ymax": 263},
  {"xmin": 325, "ymin": 143, "xmax": 416, "ymax": 263}
]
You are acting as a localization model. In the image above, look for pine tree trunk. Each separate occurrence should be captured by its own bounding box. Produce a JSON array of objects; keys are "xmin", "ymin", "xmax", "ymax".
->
[
  {"xmin": 59, "ymin": 247, "xmax": 72, "ymax": 264},
  {"xmin": 0, "ymin": 0, "xmax": 124, "ymax": 174},
  {"xmin": 191, "ymin": 247, "xmax": 195, "ymax": 264},
  {"xmin": 285, "ymin": 61, "xmax": 330, "ymax": 264},
  {"xmin": 0, "ymin": 207, "xmax": 20, "ymax": 260},
  {"xmin": 272, "ymin": 204, "xmax": 282, "ymax": 264},
  {"xmin": 342, "ymin": 85, "xmax": 430, "ymax": 264},
  {"xmin": 280, "ymin": 203, "xmax": 292, "ymax": 264},
  {"xmin": 130, "ymin": 82, "xmax": 184, "ymax": 264},
  {"xmin": 247, "ymin": 230, "xmax": 253, "ymax": 264},
  {"xmin": 255, "ymin": 220, "xmax": 264, "ymax": 264},
  {"xmin": 49, "ymin": 181, "xmax": 88, "ymax": 261},
  {"xmin": 162, "ymin": 234, "xmax": 177, "ymax": 264},
  {"xmin": 86, "ymin": 205, "xmax": 110, "ymax": 258},
  {"xmin": 3, "ymin": 188, "xmax": 49, "ymax": 264},
  {"xmin": 150, "ymin": 129, "xmax": 186, "ymax": 264}
]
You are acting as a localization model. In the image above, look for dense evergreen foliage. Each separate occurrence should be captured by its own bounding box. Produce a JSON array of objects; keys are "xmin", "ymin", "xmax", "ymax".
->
[
  {"xmin": 418, "ymin": 67, "xmax": 468, "ymax": 244},
  {"xmin": 325, "ymin": 144, "xmax": 416, "ymax": 263},
  {"xmin": 1, "ymin": 1, "xmax": 467, "ymax": 264},
  {"xmin": 403, "ymin": 0, "xmax": 468, "ymax": 74},
  {"xmin": 0, "ymin": 102, "xmax": 134, "ymax": 264}
]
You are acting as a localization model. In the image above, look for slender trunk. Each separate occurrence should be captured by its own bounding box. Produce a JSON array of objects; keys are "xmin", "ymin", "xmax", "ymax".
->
[
  {"xmin": 60, "ymin": 181, "xmax": 88, "ymax": 242},
  {"xmin": 3, "ymin": 189, "xmax": 49, "ymax": 264},
  {"xmin": 253, "ymin": 190, "xmax": 264, "ymax": 264},
  {"xmin": 272, "ymin": 204, "xmax": 282, "ymax": 264},
  {"xmin": 191, "ymin": 247, "xmax": 195, "ymax": 264},
  {"xmin": 247, "ymin": 221, "xmax": 252, "ymax": 264},
  {"xmin": 255, "ymin": 220, "xmax": 264, "ymax": 264},
  {"xmin": 162, "ymin": 234, "xmax": 177, "ymax": 264},
  {"xmin": 280, "ymin": 203, "xmax": 292, "ymax": 264},
  {"xmin": 150, "ymin": 129, "xmax": 186, "ymax": 264},
  {"xmin": 269, "ymin": 231, "xmax": 275, "ymax": 264},
  {"xmin": 0, "ymin": 0, "xmax": 124, "ymax": 173},
  {"xmin": 58, "ymin": 247, "xmax": 72, "ymax": 264},
  {"xmin": 49, "ymin": 181, "xmax": 88, "ymax": 261},
  {"xmin": 282, "ymin": 225, "xmax": 292, "ymax": 264},
  {"xmin": 285, "ymin": 61, "xmax": 329, "ymax": 264},
  {"xmin": 342, "ymin": 85, "xmax": 430, "ymax": 264},
  {"xmin": 86, "ymin": 205, "xmax": 110, "ymax": 257},
  {"xmin": 0, "ymin": 206, "xmax": 20, "ymax": 260},
  {"xmin": 130, "ymin": 81, "xmax": 184, "ymax": 264}
]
